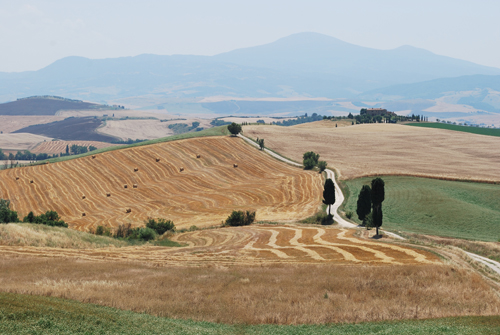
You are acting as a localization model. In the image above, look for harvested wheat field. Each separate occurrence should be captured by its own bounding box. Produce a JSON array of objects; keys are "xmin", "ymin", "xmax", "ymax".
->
[
  {"xmin": 244, "ymin": 121, "xmax": 500, "ymax": 181},
  {"xmin": 0, "ymin": 225, "xmax": 439, "ymax": 266},
  {"xmin": 0, "ymin": 115, "xmax": 65, "ymax": 134},
  {"xmin": 0, "ymin": 133, "xmax": 53, "ymax": 151},
  {"xmin": 0, "ymin": 249, "xmax": 497, "ymax": 324},
  {"xmin": 0, "ymin": 136, "xmax": 322, "ymax": 231},
  {"xmin": 30, "ymin": 140, "xmax": 123, "ymax": 154}
]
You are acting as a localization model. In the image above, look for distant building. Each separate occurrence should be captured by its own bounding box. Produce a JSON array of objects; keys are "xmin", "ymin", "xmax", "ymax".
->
[{"xmin": 360, "ymin": 108, "xmax": 396, "ymax": 117}]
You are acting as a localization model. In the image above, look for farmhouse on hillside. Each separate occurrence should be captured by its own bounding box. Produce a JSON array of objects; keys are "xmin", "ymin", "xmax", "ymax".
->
[{"xmin": 360, "ymin": 108, "xmax": 396, "ymax": 116}]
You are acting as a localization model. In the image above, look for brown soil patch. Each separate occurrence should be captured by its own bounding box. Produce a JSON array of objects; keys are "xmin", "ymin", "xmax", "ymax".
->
[
  {"xmin": 0, "ymin": 137, "xmax": 322, "ymax": 230},
  {"xmin": 243, "ymin": 122, "xmax": 500, "ymax": 181}
]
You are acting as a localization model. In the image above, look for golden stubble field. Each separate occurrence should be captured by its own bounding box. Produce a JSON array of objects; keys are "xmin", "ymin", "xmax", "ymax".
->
[
  {"xmin": 244, "ymin": 121, "xmax": 500, "ymax": 181},
  {"xmin": 30, "ymin": 140, "xmax": 122, "ymax": 154},
  {"xmin": 1, "ymin": 225, "xmax": 498, "ymax": 324},
  {"xmin": 0, "ymin": 115, "xmax": 65, "ymax": 134},
  {"xmin": 0, "ymin": 136, "xmax": 322, "ymax": 231}
]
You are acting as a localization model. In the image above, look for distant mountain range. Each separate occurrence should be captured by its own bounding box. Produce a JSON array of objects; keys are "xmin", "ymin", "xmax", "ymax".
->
[{"xmin": 1, "ymin": 32, "xmax": 499, "ymax": 104}]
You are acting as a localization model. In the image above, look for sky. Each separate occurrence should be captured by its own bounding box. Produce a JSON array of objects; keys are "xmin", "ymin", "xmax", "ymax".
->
[{"xmin": 0, "ymin": 0, "xmax": 499, "ymax": 72}]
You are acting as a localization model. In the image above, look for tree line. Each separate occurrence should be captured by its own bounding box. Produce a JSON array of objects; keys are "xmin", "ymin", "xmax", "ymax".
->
[{"xmin": 356, "ymin": 178, "xmax": 385, "ymax": 236}]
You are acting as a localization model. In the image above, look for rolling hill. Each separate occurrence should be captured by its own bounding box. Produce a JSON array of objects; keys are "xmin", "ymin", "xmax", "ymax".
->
[
  {"xmin": 1, "ymin": 33, "xmax": 499, "ymax": 103},
  {"xmin": 0, "ymin": 96, "xmax": 104, "ymax": 115},
  {"xmin": 0, "ymin": 136, "xmax": 322, "ymax": 231}
]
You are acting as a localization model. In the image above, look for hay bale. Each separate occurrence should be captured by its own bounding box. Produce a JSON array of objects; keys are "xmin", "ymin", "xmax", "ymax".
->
[
  {"xmin": 82, "ymin": 213, "xmax": 86, "ymax": 217},
  {"xmin": 15, "ymin": 177, "xmax": 19, "ymax": 181},
  {"xmin": 92, "ymin": 155, "xmax": 96, "ymax": 159},
  {"xmin": 124, "ymin": 184, "xmax": 128, "ymax": 189},
  {"xmin": 196, "ymin": 154, "xmax": 201, "ymax": 158},
  {"xmin": 156, "ymin": 158, "xmax": 161, "ymax": 162},
  {"xmin": 180, "ymin": 167, "xmax": 184, "ymax": 172},
  {"xmin": 125, "ymin": 208, "xmax": 131, "ymax": 213},
  {"xmin": 106, "ymin": 192, "xmax": 111, "ymax": 197},
  {"xmin": 133, "ymin": 184, "xmax": 138, "ymax": 189},
  {"xmin": 134, "ymin": 168, "xmax": 139, "ymax": 172},
  {"xmin": 82, "ymin": 195, "xmax": 86, "ymax": 199},
  {"xmin": 30, "ymin": 180, "xmax": 34, "ymax": 184},
  {"xmin": 233, "ymin": 163, "xmax": 238, "ymax": 168}
]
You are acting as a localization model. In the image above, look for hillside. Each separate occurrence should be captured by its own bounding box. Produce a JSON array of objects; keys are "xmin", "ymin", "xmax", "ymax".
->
[
  {"xmin": 0, "ymin": 136, "xmax": 322, "ymax": 231},
  {"xmin": 13, "ymin": 117, "xmax": 118, "ymax": 142},
  {"xmin": 243, "ymin": 121, "xmax": 500, "ymax": 182},
  {"xmin": 358, "ymin": 74, "xmax": 500, "ymax": 100},
  {"xmin": 0, "ymin": 96, "xmax": 103, "ymax": 115},
  {"xmin": 1, "ymin": 33, "xmax": 499, "ymax": 103}
]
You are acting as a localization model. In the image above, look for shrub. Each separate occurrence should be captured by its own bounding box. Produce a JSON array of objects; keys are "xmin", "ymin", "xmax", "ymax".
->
[
  {"xmin": 189, "ymin": 225, "xmax": 199, "ymax": 231},
  {"xmin": 224, "ymin": 210, "xmax": 256, "ymax": 227},
  {"xmin": 317, "ymin": 161, "xmax": 327, "ymax": 172},
  {"xmin": 114, "ymin": 223, "xmax": 132, "ymax": 238},
  {"xmin": 346, "ymin": 211, "xmax": 353, "ymax": 219},
  {"xmin": 301, "ymin": 212, "xmax": 333, "ymax": 225},
  {"xmin": 95, "ymin": 225, "xmax": 112, "ymax": 236},
  {"xmin": 23, "ymin": 210, "xmax": 67, "ymax": 228},
  {"xmin": 0, "ymin": 199, "xmax": 19, "ymax": 224},
  {"xmin": 145, "ymin": 218, "xmax": 175, "ymax": 235}
]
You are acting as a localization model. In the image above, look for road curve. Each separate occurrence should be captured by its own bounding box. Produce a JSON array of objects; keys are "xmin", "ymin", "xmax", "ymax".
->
[{"xmin": 238, "ymin": 134, "xmax": 355, "ymax": 227}]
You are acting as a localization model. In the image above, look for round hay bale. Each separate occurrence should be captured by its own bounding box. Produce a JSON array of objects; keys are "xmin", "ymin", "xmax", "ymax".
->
[
  {"xmin": 133, "ymin": 184, "xmax": 138, "ymax": 189},
  {"xmin": 125, "ymin": 208, "xmax": 131, "ymax": 213},
  {"xmin": 15, "ymin": 177, "xmax": 19, "ymax": 181},
  {"xmin": 124, "ymin": 184, "xmax": 128, "ymax": 189},
  {"xmin": 233, "ymin": 163, "xmax": 238, "ymax": 168},
  {"xmin": 92, "ymin": 155, "xmax": 96, "ymax": 159},
  {"xmin": 82, "ymin": 213, "xmax": 86, "ymax": 217},
  {"xmin": 30, "ymin": 180, "xmax": 34, "ymax": 184},
  {"xmin": 196, "ymin": 154, "xmax": 201, "ymax": 158},
  {"xmin": 82, "ymin": 195, "xmax": 86, "ymax": 199},
  {"xmin": 156, "ymin": 158, "xmax": 161, "ymax": 162},
  {"xmin": 106, "ymin": 192, "xmax": 111, "ymax": 197},
  {"xmin": 134, "ymin": 168, "xmax": 139, "ymax": 172},
  {"xmin": 180, "ymin": 167, "xmax": 184, "ymax": 172}
]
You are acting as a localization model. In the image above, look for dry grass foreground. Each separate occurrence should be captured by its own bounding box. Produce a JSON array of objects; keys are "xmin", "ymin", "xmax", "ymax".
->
[
  {"xmin": 0, "ymin": 136, "xmax": 322, "ymax": 231},
  {"xmin": 0, "ymin": 225, "xmax": 439, "ymax": 266},
  {"xmin": 0, "ymin": 255, "xmax": 498, "ymax": 324},
  {"xmin": 30, "ymin": 140, "xmax": 123, "ymax": 154},
  {"xmin": 244, "ymin": 121, "xmax": 500, "ymax": 181}
]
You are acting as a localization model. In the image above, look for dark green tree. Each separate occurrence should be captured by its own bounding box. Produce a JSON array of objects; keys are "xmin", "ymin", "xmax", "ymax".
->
[
  {"xmin": 227, "ymin": 123, "xmax": 242, "ymax": 136},
  {"xmin": 322, "ymin": 178, "xmax": 336, "ymax": 217},
  {"xmin": 257, "ymin": 138, "xmax": 265, "ymax": 150},
  {"xmin": 66, "ymin": 145, "xmax": 69, "ymax": 155},
  {"xmin": 303, "ymin": 151, "xmax": 319, "ymax": 170},
  {"xmin": 356, "ymin": 185, "xmax": 372, "ymax": 225},
  {"xmin": 0, "ymin": 199, "xmax": 19, "ymax": 223},
  {"xmin": 371, "ymin": 178, "xmax": 385, "ymax": 236}
]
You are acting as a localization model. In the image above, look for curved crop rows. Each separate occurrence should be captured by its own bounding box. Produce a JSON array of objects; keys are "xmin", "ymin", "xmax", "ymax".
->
[
  {"xmin": 0, "ymin": 136, "xmax": 322, "ymax": 231},
  {"xmin": 31, "ymin": 140, "xmax": 122, "ymax": 154},
  {"xmin": 0, "ymin": 225, "xmax": 440, "ymax": 267}
]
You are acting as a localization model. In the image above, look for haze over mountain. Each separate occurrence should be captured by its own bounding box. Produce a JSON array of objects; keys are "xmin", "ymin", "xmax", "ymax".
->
[{"xmin": 1, "ymin": 32, "xmax": 499, "ymax": 104}]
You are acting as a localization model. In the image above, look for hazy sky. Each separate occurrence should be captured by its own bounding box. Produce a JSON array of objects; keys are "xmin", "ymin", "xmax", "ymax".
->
[{"xmin": 1, "ymin": 0, "xmax": 499, "ymax": 72}]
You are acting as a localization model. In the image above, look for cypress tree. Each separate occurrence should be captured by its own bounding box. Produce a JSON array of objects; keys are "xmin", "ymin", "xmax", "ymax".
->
[
  {"xmin": 371, "ymin": 178, "xmax": 385, "ymax": 236},
  {"xmin": 356, "ymin": 185, "xmax": 372, "ymax": 224},
  {"xmin": 322, "ymin": 178, "xmax": 336, "ymax": 217}
]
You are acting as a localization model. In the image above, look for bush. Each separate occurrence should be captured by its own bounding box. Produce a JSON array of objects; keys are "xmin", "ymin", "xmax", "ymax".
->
[
  {"xmin": 363, "ymin": 212, "xmax": 373, "ymax": 229},
  {"xmin": 317, "ymin": 161, "xmax": 327, "ymax": 172},
  {"xmin": 0, "ymin": 199, "xmax": 19, "ymax": 224},
  {"xmin": 23, "ymin": 210, "xmax": 67, "ymax": 228},
  {"xmin": 95, "ymin": 225, "xmax": 112, "ymax": 236},
  {"xmin": 224, "ymin": 210, "xmax": 256, "ymax": 227},
  {"xmin": 145, "ymin": 218, "xmax": 175, "ymax": 235},
  {"xmin": 346, "ymin": 211, "xmax": 353, "ymax": 219},
  {"xmin": 301, "ymin": 212, "xmax": 334, "ymax": 225},
  {"xmin": 127, "ymin": 227, "xmax": 157, "ymax": 241}
]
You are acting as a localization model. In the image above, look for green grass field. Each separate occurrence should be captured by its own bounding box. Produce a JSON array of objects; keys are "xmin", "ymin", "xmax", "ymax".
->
[
  {"xmin": 343, "ymin": 176, "xmax": 500, "ymax": 241},
  {"xmin": 1, "ymin": 292, "xmax": 500, "ymax": 334},
  {"xmin": 406, "ymin": 122, "xmax": 500, "ymax": 137}
]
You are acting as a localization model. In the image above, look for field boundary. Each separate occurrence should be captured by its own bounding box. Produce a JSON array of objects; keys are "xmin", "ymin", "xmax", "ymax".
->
[{"xmin": 345, "ymin": 172, "xmax": 500, "ymax": 185}]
